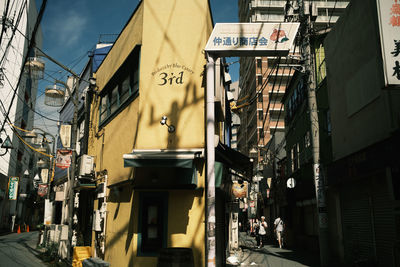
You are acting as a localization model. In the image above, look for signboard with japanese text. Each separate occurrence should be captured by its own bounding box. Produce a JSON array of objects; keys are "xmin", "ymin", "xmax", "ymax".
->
[
  {"xmin": 41, "ymin": 168, "xmax": 49, "ymax": 184},
  {"xmin": 59, "ymin": 124, "xmax": 71, "ymax": 148},
  {"xmin": 8, "ymin": 177, "xmax": 19, "ymax": 200},
  {"xmin": 205, "ymin": 23, "xmax": 300, "ymax": 57},
  {"xmin": 377, "ymin": 0, "xmax": 400, "ymax": 86},
  {"xmin": 56, "ymin": 149, "xmax": 72, "ymax": 169},
  {"xmin": 38, "ymin": 184, "xmax": 48, "ymax": 197}
]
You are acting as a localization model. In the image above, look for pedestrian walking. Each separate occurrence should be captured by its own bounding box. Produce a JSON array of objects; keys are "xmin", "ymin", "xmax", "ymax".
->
[
  {"xmin": 274, "ymin": 216, "xmax": 285, "ymax": 248},
  {"xmin": 257, "ymin": 216, "xmax": 267, "ymax": 248},
  {"xmin": 253, "ymin": 219, "xmax": 260, "ymax": 247}
]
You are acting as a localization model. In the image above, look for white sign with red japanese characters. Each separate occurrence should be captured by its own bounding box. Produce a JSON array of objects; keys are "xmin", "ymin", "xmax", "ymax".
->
[{"xmin": 377, "ymin": 0, "xmax": 400, "ymax": 86}]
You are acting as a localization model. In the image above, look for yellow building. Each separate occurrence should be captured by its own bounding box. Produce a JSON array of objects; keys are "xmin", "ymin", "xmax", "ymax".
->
[{"xmin": 88, "ymin": 1, "xmax": 213, "ymax": 266}]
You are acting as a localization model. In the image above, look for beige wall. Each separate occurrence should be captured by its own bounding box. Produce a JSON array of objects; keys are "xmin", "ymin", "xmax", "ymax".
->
[
  {"xmin": 136, "ymin": 0, "xmax": 212, "ymax": 149},
  {"xmin": 88, "ymin": 1, "xmax": 213, "ymax": 266}
]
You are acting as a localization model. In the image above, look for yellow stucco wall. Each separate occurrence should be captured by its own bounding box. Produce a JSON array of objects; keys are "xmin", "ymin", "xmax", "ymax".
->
[
  {"xmin": 88, "ymin": 0, "xmax": 213, "ymax": 266},
  {"xmin": 137, "ymin": 0, "xmax": 212, "ymax": 149}
]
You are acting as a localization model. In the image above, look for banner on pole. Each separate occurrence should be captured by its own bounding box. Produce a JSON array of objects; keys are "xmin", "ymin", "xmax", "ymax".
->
[
  {"xmin": 56, "ymin": 149, "xmax": 72, "ymax": 169},
  {"xmin": 8, "ymin": 177, "xmax": 19, "ymax": 200}
]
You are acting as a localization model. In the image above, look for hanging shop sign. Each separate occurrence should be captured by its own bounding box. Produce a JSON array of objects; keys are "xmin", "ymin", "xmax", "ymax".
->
[
  {"xmin": 41, "ymin": 168, "xmax": 49, "ymax": 184},
  {"xmin": 38, "ymin": 184, "xmax": 48, "ymax": 197},
  {"xmin": 205, "ymin": 23, "xmax": 300, "ymax": 57},
  {"xmin": 8, "ymin": 177, "xmax": 19, "ymax": 200},
  {"xmin": 59, "ymin": 124, "xmax": 71, "ymax": 148},
  {"xmin": 55, "ymin": 184, "xmax": 65, "ymax": 201},
  {"xmin": 232, "ymin": 181, "xmax": 248, "ymax": 198},
  {"xmin": 56, "ymin": 149, "xmax": 72, "ymax": 169},
  {"xmin": 151, "ymin": 63, "xmax": 194, "ymax": 87},
  {"xmin": 377, "ymin": 0, "xmax": 400, "ymax": 86}
]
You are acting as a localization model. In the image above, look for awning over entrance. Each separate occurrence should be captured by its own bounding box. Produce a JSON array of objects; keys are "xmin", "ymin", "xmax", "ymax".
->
[
  {"xmin": 215, "ymin": 142, "xmax": 253, "ymax": 180},
  {"xmin": 122, "ymin": 149, "xmax": 204, "ymax": 190},
  {"xmin": 123, "ymin": 149, "xmax": 204, "ymax": 168}
]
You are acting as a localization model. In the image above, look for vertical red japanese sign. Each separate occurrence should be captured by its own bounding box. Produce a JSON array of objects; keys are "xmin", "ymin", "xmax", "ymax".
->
[{"xmin": 377, "ymin": 0, "xmax": 400, "ymax": 86}]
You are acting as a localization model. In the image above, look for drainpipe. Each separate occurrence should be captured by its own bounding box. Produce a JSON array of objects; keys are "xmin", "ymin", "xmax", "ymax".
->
[{"xmin": 206, "ymin": 53, "xmax": 216, "ymax": 267}]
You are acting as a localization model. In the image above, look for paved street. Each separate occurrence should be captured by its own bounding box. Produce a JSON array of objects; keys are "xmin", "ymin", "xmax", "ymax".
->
[
  {"xmin": 0, "ymin": 231, "xmax": 46, "ymax": 267},
  {"xmin": 228, "ymin": 232, "xmax": 321, "ymax": 267}
]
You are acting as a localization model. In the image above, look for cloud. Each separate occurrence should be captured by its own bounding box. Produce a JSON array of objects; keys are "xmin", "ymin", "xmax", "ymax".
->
[{"xmin": 47, "ymin": 9, "xmax": 87, "ymax": 47}]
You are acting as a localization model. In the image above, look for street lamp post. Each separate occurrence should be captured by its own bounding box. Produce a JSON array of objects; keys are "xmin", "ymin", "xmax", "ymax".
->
[{"xmin": 26, "ymin": 128, "xmax": 57, "ymax": 198}]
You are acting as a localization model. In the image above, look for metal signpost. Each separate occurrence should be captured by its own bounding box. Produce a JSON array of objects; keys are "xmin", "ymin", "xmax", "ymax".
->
[{"xmin": 204, "ymin": 22, "xmax": 299, "ymax": 267}]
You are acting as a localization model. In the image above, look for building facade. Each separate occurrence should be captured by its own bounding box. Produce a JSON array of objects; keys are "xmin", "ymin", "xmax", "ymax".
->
[
  {"xmin": 325, "ymin": 0, "xmax": 400, "ymax": 265},
  {"xmin": 87, "ymin": 1, "xmax": 213, "ymax": 266},
  {"xmin": 0, "ymin": 0, "xmax": 42, "ymax": 230}
]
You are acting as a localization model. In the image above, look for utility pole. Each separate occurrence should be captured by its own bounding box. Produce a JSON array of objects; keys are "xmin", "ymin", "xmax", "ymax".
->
[
  {"xmin": 36, "ymin": 47, "xmax": 81, "ymax": 260},
  {"xmin": 67, "ymin": 78, "xmax": 79, "ymax": 260},
  {"xmin": 297, "ymin": 0, "xmax": 329, "ymax": 266},
  {"xmin": 205, "ymin": 54, "xmax": 216, "ymax": 267}
]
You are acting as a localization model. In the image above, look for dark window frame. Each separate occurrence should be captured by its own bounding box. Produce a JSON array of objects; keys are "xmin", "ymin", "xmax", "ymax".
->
[
  {"xmin": 137, "ymin": 192, "xmax": 168, "ymax": 257},
  {"xmin": 99, "ymin": 46, "xmax": 141, "ymax": 128}
]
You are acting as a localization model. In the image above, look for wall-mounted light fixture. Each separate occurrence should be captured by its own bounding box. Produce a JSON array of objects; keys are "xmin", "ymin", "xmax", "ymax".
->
[
  {"xmin": 0, "ymin": 129, "xmax": 13, "ymax": 156},
  {"xmin": 160, "ymin": 116, "xmax": 175, "ymax": 133}
]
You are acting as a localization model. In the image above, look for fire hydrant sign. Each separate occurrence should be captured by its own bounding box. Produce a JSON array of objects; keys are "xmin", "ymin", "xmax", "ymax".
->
[{"xmin": 8, "ymin": 177, "xmax": 19, "ymax": 200}]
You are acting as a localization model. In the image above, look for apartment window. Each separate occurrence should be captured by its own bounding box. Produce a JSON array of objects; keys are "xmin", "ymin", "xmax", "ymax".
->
[
  {"xmin": 291, "ymin": 143, "xmax": 299, "ymax": 171},
  {"xmin": 258, "ymin": 75, "xmax": 263, "ymax": 86},
  {"xmin": 257, "ymin": 58, "xmax": 262, "ymax": 69},
  {"xmin": 138, "ymin": 192, "xmax": 168, "ymax": 256},
  {"xmin": 259, "ymin": 128, "xmax": 264, "ymax": 138},
  {"xmin": 17, "ymin": 150, "xmax": 23, "ymax": 162},
  {"xmin": 291, "ymin": 147, "xmax": 295, "ymax": 172},
  {"xmin": 304, "ymin": 131, "xmax": 311, "ymax": 148},
  {"xmin": 326, "ymin": 109, "xmax": 332, "ymax": 135},
  {"xmin": 99, "ymin": 46, "xmax": 140, "ymax": 126},
  {"xmin": 258, "ymin": 110, "xmax": 263, "ymax": 120},
  {"xmin": 258, "ymin": 93, "xmax": 263, "ymax": 103}
]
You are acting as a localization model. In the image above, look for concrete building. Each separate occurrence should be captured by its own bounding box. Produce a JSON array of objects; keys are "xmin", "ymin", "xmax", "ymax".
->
[
  {"xmin": 325, "ymin": 0, "xmax": 400, "ymax": 265},
  {"xmin": 0, "ymin": 0, "xmax": 42, "ymax": 230}
]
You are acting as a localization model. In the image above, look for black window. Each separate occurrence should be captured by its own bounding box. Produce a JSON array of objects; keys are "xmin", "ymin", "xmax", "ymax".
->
[
  {"xmin": 258, "ymin": 75, "xmax": 263, "ymax": 86},
  {"xmin": 257, "ymin": 58, "xmax": 262, "ymax": 69},
  {"xmin": 259, "ymin": 128, "xmax": 264, "ymax": 138},
  {"xmin": 258, "ymin": 110, "xmax": 263, "ymax": 120},
  {"xmin": 138, "ymin": 192, "xmax": 168, "ymax": 256},
  {"xmin": 258, "ymin": 93, "xmax": 263, "ymax": 103},
  {"xmin": 99, "ymin": 46, "xmax": 140, "ymax": 126}
]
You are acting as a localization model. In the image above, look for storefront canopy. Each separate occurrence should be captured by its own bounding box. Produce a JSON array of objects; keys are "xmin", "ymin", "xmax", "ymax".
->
[
  {"xmin": 123, "ymin": 149, "xmax": 204, "ymax": 168},
  {"xmin": 215, "ymin": 142, "xmax": 253, "ymax": 181}
]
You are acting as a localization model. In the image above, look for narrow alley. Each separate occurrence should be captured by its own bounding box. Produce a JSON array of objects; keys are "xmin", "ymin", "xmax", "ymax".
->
[{"xmin": 228, "ymin": 232, "xmax": 321, "ymax": 267}]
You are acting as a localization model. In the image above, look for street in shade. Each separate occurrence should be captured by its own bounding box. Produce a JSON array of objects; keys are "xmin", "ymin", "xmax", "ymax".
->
[
  {"xmin": 227, "ymin": 232, "xmax": 321, "ymax": 267},
  {"xmin": 0, "ymin": 231, "xmax": 46, "ymax": 267}
]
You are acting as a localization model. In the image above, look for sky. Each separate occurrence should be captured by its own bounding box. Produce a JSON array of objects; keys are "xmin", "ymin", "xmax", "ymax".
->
[{"xmin": 33, "ymin": 0, "xmax": 240, "ymax": 134}]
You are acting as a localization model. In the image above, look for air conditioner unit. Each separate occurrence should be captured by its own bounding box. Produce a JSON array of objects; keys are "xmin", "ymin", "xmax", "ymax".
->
[{"xmin": 78, "ymin": 154, "xmax": 94, "ymax": 177}]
